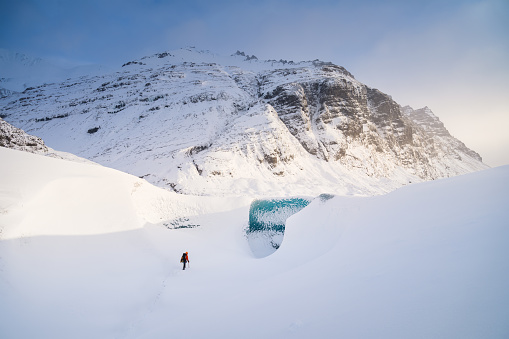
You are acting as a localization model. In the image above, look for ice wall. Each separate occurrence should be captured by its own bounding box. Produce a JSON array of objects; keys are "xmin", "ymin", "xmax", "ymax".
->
[{"xmin": 247, "ymin": 197, "xmax": 312, "ymax": 257}]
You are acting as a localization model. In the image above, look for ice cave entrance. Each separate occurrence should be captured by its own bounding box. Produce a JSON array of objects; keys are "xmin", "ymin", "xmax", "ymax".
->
[{"xmin": 247, "ymin": 197, "xmax": 312, "ymax": 258}]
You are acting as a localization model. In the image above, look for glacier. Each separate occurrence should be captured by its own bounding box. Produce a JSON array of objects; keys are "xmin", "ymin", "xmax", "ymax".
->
[
  {"xmin": 247, "ymin": 197, "xmax": 311, "ymax": 257},
  {"xmin": 247, "ymin": 194, "xmax": 336, "ymax": 257},
  {"xmin": 0, "ymin": 147, "xmax": 507, "ymax": 338}
]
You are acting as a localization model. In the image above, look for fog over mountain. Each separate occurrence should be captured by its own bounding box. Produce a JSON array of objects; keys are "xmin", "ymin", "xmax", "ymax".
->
[{"xmin": 0, "ymin": 48, "xmax": 110, "ymax": 93}]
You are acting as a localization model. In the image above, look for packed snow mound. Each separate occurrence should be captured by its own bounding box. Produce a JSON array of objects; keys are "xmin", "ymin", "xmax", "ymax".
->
[
  {"xmin": 0, "ymin": 145, "xmax": 507, "ymax": 338},
  {"xmin": 0, "ymin": 147, "xmax": 250, "ymax": 239}
]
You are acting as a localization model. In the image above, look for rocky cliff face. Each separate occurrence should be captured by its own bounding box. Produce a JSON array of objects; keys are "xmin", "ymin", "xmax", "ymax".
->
[
  {"xmin": 0, "ymin": 117, "xmax": 48, "ymax": 153},
  {"xmin": 0, "ymin": 48, "xmax": 487, "ymax": 196},
  {"xmin": 259, "ymin": 63, "xmax": 484, "ymax": 180}
]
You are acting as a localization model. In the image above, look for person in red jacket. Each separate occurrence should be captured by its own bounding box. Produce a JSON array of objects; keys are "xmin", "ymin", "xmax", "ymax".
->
[{"xmin": 180, "ymin": 252, "xmax": 189, "ymax": 270}]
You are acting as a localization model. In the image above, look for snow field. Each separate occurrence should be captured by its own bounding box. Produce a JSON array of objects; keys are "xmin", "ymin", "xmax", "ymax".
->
[
  {"xmin": 276, "ymin": 168, "xmax": 509, "ymax": 338},
  {"xmin": 0, "ymin": 147, "xmax": 508, "ymax": 338}
]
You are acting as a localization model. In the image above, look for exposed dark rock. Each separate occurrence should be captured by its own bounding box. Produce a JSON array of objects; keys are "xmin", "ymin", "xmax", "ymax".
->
[
  {"xmin": 187, "ymin": 144, "xmax": 210, "ymax": 156},
  {"xmin": 122, "ymin": 61, "xmax": 146, "ymax": 67},
  {"xmin": 35, "ymin": 113, "xmax": 69, "ymax": 122},
  {"xmin": 156, "ymin": 52, "xmax": 172, "ymax": 58},
  {"xmin": 0, "ymin": 118, "xmax": 48, "ymax": 153}
]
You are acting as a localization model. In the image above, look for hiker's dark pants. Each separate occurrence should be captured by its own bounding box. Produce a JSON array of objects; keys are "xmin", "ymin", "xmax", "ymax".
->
[{"xmin": 183, "ymin": 261, "xmax": 187, "ymax": 270}]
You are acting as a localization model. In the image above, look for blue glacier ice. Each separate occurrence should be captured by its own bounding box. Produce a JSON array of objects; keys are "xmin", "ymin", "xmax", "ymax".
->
[{"xmin": 247, "ymin": 197, "xmax": 312, "ymax": 257}]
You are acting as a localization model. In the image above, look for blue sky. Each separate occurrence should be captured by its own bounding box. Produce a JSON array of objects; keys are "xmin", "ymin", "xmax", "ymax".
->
[{"xmin": 1, "ymin": 0, "xmax": 508, "ymax": 166}]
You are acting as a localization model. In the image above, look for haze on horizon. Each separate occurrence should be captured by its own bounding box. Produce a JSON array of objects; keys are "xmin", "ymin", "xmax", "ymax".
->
[{"xmin": 1, "ymin": 0, "xmax": 508, "ymax": 167}]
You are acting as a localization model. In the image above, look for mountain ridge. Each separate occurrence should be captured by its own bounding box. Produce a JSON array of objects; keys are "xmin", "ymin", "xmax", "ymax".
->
[{"xmin": 0, "ymin": 47, "xmax": 488, "ymax": 196}]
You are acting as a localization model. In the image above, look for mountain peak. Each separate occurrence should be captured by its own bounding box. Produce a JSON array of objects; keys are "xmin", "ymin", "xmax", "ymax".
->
[{"xmin": 232, "ymin": 50, "xmax": 259, "ymax": 61}]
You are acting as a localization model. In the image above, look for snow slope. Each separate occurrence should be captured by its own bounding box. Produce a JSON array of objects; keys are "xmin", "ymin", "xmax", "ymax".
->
[
  {"xmin": 0, "ymin": 147, "xmax": 507, "ymax": 338},
  {"xmin": 0, "ymin": 49, "xmax": 111, "ymax": 93}
]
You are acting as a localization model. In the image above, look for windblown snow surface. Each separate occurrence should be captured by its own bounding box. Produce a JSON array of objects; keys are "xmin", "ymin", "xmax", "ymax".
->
[{"xmin": 0, "ymin": 147, "xmax": 508, "ymax": 339}]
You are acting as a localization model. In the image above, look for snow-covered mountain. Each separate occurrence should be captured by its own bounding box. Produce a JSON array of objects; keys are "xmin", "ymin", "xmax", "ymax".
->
[
  {"xmin": 1, "ymin": 147, "xmax": 507, "ymax": 338},
  {"xmin": 0, "ymin": 47, "xmax": 487, "ymax": 196}
]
